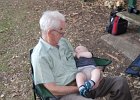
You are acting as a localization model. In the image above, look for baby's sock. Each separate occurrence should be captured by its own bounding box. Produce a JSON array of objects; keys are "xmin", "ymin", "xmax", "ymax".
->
[
  {"xmin": 84, "ymin": 80, "xmax": 95, "ymax": 90},
  {"xmin": 79, "ymin": 85, "xmax": 87, "ymax": 97},
  {"xmin": 79, "ymin": 85, "xmax": 86, "ymax": 92}
]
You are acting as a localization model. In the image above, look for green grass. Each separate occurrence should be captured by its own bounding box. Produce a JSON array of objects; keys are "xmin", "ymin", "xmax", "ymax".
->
[
  {"xmin": 0, "ymin": 63, "xmax": 10, "ymax": 72},
  {"xmin": 0, "ymin": 50, "xmax": 13, "ymax": 72},
  {"xmin": 0, "ymin": 19, "xmax": 11, "ymax": 33}
]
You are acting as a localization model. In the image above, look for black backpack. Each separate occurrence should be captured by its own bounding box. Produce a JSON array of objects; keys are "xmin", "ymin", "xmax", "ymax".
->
[{"xmin": 106, "ymin": 8, "xmax": 128, "ymax": 35}]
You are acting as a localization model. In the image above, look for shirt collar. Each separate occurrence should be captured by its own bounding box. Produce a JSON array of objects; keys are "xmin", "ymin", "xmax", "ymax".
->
[{"xmin": 39, "ymin": 37, "xmax": 54, "ymax": 49}]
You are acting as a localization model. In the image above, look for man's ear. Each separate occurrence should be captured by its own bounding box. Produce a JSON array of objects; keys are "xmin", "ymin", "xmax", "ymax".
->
[{"xmin": 47, "ymin": 29, "xmax": 52, "ymax": 37}]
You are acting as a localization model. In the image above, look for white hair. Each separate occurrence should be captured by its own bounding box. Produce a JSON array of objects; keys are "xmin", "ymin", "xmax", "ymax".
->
[{"xmin": 39, "ymin": 10, "xmax": 65, "ymax": 33}]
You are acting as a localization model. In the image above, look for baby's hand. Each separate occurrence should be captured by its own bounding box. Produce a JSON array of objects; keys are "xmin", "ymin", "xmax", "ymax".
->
[
  {"xmin": 73, "ymin": 52, "xmax": 76, "ymax": 57},
  {"xmin": 77, "ymin": 54, "xmax": 81, "ymax": 58}
]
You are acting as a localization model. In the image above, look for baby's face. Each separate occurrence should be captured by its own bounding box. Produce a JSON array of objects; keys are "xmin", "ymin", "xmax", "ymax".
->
[{"xmin": 75, "ymin": 46, "xmax": 88, "ymax": 53}]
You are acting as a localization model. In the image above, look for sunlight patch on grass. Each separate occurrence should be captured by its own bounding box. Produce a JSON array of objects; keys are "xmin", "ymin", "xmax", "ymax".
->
[
  {"xmin": 0, "ymin": 63, "xmax": 10, "ymax": 72},
  {"xmin": 0, "ymin": 50, "xmax": 14, "ymax": 72},
  {"xmin": 0, "ymin": 18, "xmax": 12, "ymax": 33},
  {"xmin": 0, "ymin": 83, "xmax": 6, "ymax": 96}
]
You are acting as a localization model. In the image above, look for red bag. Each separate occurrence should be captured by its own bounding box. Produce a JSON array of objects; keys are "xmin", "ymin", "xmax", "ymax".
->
[
  {"xmin": 112, "ymin": 16, "xmax": 128, "ymax": 35},
  {"xmin": 106, "ymin": 8, "xmax": 128, "ymax": 35}
]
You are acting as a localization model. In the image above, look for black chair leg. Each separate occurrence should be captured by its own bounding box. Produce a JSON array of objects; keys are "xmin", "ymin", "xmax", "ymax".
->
[{"xmin": 33, "ymin": 91, "xmax": 36, "ymax": 100}]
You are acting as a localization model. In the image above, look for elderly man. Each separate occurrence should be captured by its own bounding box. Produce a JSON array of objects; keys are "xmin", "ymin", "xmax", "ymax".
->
[{"xmin": 31, "ymin": 10, "xmax": 132, "ymax": 100}]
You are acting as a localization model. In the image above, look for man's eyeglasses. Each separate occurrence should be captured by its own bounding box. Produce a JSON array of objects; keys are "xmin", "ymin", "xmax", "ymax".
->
[{"xmin": 53, "ymin": 30, "xmax": 65, "ymax": 35}]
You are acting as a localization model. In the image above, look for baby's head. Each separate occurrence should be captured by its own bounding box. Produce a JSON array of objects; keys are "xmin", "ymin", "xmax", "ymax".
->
[{"xmin": 75, "ymin": 46, "xmax": 88, "ymax": 54}]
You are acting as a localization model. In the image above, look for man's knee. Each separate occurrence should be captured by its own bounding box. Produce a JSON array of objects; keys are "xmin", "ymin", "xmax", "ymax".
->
[
  {"xmin": 113, "ymin": 76, "xmax": 131, "ymax": 95},
  {"xmin": 114, "ymin": 76, "xmax": 128, "ymax": 88},
  {"xmin": 111, "ymin": 77, "xmax": 132, "ymax": 100}
]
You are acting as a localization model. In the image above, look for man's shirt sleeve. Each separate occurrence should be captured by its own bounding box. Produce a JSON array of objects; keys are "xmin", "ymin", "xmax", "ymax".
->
[{"xmin": 32, "ymin": 55, "xmax": 54, "ymax": 85}]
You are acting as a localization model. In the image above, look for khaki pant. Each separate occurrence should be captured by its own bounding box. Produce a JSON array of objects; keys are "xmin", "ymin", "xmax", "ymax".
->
[{"xmin": 60, "ymin": 76, "xmax": 132, "ymax": 100}]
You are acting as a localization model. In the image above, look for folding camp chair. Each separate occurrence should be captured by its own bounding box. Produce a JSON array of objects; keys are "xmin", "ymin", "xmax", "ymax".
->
[
  {"xmin": 29, "ymin": 48, "xmax": 112, "ymax": 100},
  {"xmin": 30, "ymin": 49, "xmax": 57, "ymax": 100}
]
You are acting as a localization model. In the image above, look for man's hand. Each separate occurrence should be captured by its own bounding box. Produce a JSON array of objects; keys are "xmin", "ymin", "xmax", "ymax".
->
[{"xmin": 43, "ymin": 82, "xmax": 78, "ymax": 96}]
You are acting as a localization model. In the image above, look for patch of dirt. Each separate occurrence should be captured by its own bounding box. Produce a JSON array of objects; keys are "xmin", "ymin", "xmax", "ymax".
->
[{"xmin": 0, "ymin": 0, "xmax": 139, "ymax": 100}]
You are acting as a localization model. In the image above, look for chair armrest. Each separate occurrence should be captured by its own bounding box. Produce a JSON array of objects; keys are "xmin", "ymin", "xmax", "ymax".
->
[
  {"xmin": 35, "ymin": 84, "xmax": 57, "ymax": 99},
  {"xmin": 93, "ymin": 57, "xmax": 112, "ymax": 66}
]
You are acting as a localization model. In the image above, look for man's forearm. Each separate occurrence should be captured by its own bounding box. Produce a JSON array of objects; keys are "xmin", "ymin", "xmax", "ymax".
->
[{"xmin": 44, "ymin": 83, "xmax": 79, "ymax": 96}]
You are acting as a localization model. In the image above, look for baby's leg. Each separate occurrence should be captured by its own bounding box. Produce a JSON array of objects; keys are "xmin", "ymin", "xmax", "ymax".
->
[
  {"xmin": 76, "ymin": 72, "xmax": 88, "ymax": 96},
  {"xmin": 85, "ymin": 68, "xmax": 102, "ymax": 90},
  {"xmin": 76, "ymin": 72, "xmax": 87, "ymax": 88},
  {"xmin": 91, "ymin": 68, "xmax": 101, "ymax": 83}
]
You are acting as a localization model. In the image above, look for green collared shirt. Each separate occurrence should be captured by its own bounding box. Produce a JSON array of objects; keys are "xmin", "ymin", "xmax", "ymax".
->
[{"xmin": 31, "ymin": 37, "xmax": 77, "ymax": 85}]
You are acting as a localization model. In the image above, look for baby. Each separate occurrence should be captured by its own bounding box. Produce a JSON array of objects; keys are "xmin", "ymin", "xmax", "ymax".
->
[{"xmin": 74, "ymin": 45, "xmax": 103, "ymax": 97}]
